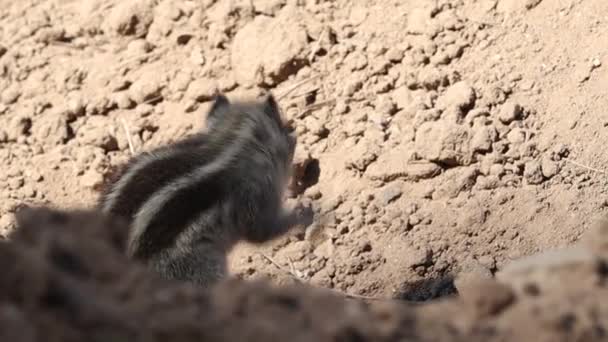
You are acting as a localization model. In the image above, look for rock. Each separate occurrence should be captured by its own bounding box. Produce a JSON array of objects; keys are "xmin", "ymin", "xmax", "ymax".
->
[
  {"xmin": 415, "ymin": 121, "xmax": 472, "ymax": 166},
  {"xmin": 470, "ymin": 125, "xmax": 497, "ymax": 153},
  {"xmin": 185, "ymin": 79, "xmax": 218, "ymax": 102},
  {"xmin": 66, "ymin": 93, "xmax": 86, "ymax": 118},
  {"xmin": 76, "ymin": 117, "xmax": 118, "ymax": 152},
  {"xmin": 31, "ymin": 114, "xmax": 69, "ymax": 146},
  {"xmin": 7, "ymin": 115, "xmax": 32, "ymax": 141},
  {"xmin": 540, "ymin": 156, "xmax": 559, "ymax": 178},
  {"xmin": 365, "ymin": 148, "xmax": 441, "ymax": 182},
  {"xmin": 506, "ymin": 127, "xmax": 525, "ymax": 144},
  {"xmin": 80, "ymin": 169, "xmax": 104, "ymax": 189},
  {"xmin": 523, "ymin": 160, "xmax": 543, "ymax": 185},
  {"xmin": 434, "ymin": 167, "xmax": 479, "ymax": 199},
  {"xmin": 112, "ymin": 92, "xmax": 135, "ymax": 109},
  {"xmin": 437, "ymin": 81, "xmax": 476, "ymax": 112},
  {"xmin": 407, "ymin": 7, "xmax": 433, "ymax": 35},
  {"xmin": 1, "ymin": 84, "xmax": 21, "ymax": 104},
  {"xmin": 0, "ymin": 214, "xmax": 15, "ymax": 236},
  {"xmin": 406, "ymin": 247, "xmax": 433, "ymax": 268},
  {"xmin": 313, "ymin": 239, "xmax": 335, "ymax": 259},
  {"xmin": 392, "ymin": 86, "xmax": 414, "ymax": 110},
  {"xmin": 498, "ymin": 101, "xmax": 522, "ymax": 124},
  {"xmin": 103, "ymin": 0, "xmax": 155, "ymax": 38},
  {"xmin": 345, "ymin": 141, "xmax": 380, "ymax": 172},
  {"xmin": 231, "ymin": 7, "xmax": 310, "ymax": 86},
  {"xmin": 379, "ymin": 183, "xmax": 403, "ymax": 205},
  {"xmin": 386, "ymin": 48, "xmax": 404, "ymax": 63},
  {"xmin": 129, "ymin": 74, "xmax": 163, "ymax": 104}
]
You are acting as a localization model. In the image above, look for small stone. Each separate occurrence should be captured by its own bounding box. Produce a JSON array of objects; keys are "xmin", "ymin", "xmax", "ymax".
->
[
  {"xmin": 186, "ymin": 80, "xmax": 218, "ymax": 102},
  {"xmin": 1, "ymin": 85, "xmax": 21, "ymax": 105},
  {"xmin": 135, "ymin": 103, "xmax": 154, "ymax": 117},
  {"xmin": 386, "ymin": 48, "xmax": 404, "ymax": 63},
  {"xmin": 523, "ymin": 160, "xmax": 544, "ymax": 185},
  {"xmin": 407, "ymin": 247, "xmax": 433, "ymax": 268},
  {"xmin": 25, "ymin": 169, "xmax": 43, "ymax": 182},
  {"xmin": 470, "ymin": 126, "xmax": 497, "ymax": 153},
  {"xmin": 231, "ymin": 8, "xmax": 309, "ymax": 86},
  {"xmin": 80, "ymin": 169, "xmax": 104, "ymax": 189},
  {"xmin": 437, "ymin": 81, "xmax": 476, "ymax": 112},
  {"xmin": 112, "ymin": 92, "xmax": 135, "ymax": 109},
  {"xmin": 541, "ymin": 156, "xmax": 559, "ymax": 178},
  {"xmin": 103, "ymin": 0, "xmax": 155, "ymax": 38},
  {"xmin": 366, "ymin": 148, "xmax": 441, "ymax": 182},
  {"xmin": 506, "ymin": 127, "xmax": 525, "ymax": 144},
  {"xmin": 415, "ymin": 121, "xmax": 471, "ymax": 166},
  {"xmin": 7, "ymin": 115, "xmax": 32, "ymax": 141},
  {"xmin": 66, "ymin": 94, "xmax": 85, "ymax": 117},
  {"xmin": 313, "ymin": 239, "xmax": 334, "ymax": 259},
  {"xmin": 8, "ymin": 177, "xmax": 24, "ymax": 190},
  {"xmin": 129, "ymin": 76, "xmax": 163, "ymax": 104},
  {"xmin": 407, "ymin": 7, "xmax": 432, "ymax": 35},
  {"xmin": 392, "ymin": 86, "xmax": 414, "ymax": 110},
  {"xmin": 379, "ymin": 183, "xmax": 402, "ymax": 205},
  {"xmin": 20, "ymin": 184, "xmax": 36, "ymax": 198},
  {"xmin": 489, "ymin": 164, "xmax": 505, "ymax": 177},
  {"xmin": 498, "ymin": 101, "xmax": 522, "ymax": 124}
]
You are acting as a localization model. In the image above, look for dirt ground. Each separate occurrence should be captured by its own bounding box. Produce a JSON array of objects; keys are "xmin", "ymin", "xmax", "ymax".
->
[{"xmin": 2, "ymin": 0, "xmax": 608, "ymax": 339}]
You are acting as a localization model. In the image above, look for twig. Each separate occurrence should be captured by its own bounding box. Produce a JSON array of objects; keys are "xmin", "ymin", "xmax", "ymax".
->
[
  {"xmin": 113, "ymin": 47, "xmax": 168, "ymax": 71},
  {"xmin": 143, "ymin": 95, "xmax": 164, "ymax": 104},
  {"xmin": 259, "ymin": 253, "xmax": 389, "ymax": 301},
  {"xmin": 297, "ymin": 99, "xmax": 336, "ymax": 118},
  {"xmin": 563, "ymin": 157, "xmax": 607, "ymax": 174},
  {"xmin": 259, "ymin": 253, "xmax": 304, "ymax": 283},
  {"xmin": 308, "ymin": 27, "xmax": 326, "ymax": 62},
  {"xmin": 119, "ymin": 118, "xmax": 136, "ymax": 156},
  {"xmin": 277, "ymin": 73, "xmax": 327, "ymax": 100}
]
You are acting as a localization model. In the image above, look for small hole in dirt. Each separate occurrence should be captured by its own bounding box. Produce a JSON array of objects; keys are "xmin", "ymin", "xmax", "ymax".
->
[
  {"xmin": 176, "ymin": 34, "xmax": 193, "ymax": 45},
  {"xmin": 304, "ymin": 91, "xmax": 317, "ymax": 106},
  {"xmin": 315, "ymin": 48, "xmax": 327, "ymax": 57},
  {"xmin": 301, "ymin": 159, "xmax": 320, "ymax": 189}
]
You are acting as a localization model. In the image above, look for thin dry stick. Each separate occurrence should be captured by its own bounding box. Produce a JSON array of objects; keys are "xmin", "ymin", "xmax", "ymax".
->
[
  {"xmin": 260, "ymin": 253, "xmax": 387, "ymax": 301},
  {"xmin": 277, "ymin": 73, "xmax": 327, "ymax": 100},
  {"xmin": 288, "ymin": 86, "xmax": 321, "ymax": 100},
  {"xmin": 298, "ymin": 99, "xmax": 336, "ymax": 118},
  {"xmin": 113, "ymin": 48, "xmax": 168, "ymax": 71},
  {"xmin": 308, "ymin": 27, "xmax": 326, "ymax": 62},
  {"xmin": 259, "ymin": 253, "xmax": 304, "ymax": 283},
  {"xmin": 119, "ymin": 119, "xmax": 136, "ymax": 156},
  {"xmin": 563, "ymin": 157, "xmax": 607, "ymax": 174}
]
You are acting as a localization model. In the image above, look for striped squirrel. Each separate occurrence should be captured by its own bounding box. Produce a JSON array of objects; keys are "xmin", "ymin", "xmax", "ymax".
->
[{"xmin": 98, "ymin": 93, "xmax": 313, "ymax": 287}]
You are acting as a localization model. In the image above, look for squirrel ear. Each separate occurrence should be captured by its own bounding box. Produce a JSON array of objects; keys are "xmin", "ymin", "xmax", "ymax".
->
[
  {"xmin": 205, "ymin": 94, "xmax": 230, "ymax": 129},
  {"xmin": 261, "ymin": 93, "xmax": 282, "ymax": 124}
]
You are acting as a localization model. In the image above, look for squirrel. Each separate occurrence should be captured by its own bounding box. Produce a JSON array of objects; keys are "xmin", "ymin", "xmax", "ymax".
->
[{"xmin": 98, "ymin": 93, "xmax": 313, "ymax": 287}]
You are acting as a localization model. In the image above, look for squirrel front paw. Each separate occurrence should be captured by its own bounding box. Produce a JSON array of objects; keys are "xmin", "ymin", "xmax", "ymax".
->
[{"xmin": 293, "ymin": 202, "xmax": 314, "ymax": 227}]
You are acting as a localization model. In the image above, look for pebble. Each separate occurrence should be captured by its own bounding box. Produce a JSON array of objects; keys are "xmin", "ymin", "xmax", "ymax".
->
[
  {"xmin": 80, "ymin": 169, "xmax": 104, "ymax": 189},
  {"xmin": 506, "ymin": 128, "xmax": 525, "ymax": 144},
  {"xmin": 499, "ymin": 101, "xmax": 522, "ymax": 124},
  {"xmin": 379, "ymin": 184, "xmax": 403, "ymax": 205},
  {"xmin": 1, "ymin": 85, "xmax": 21, "ymax": 105},
  {"xmin": 523, "ymin": 160, "xmax": 544, "ymax": 185},
  {"xmin": 541, "ymin": 156, "xmax": 559, "ymax": 178}
]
